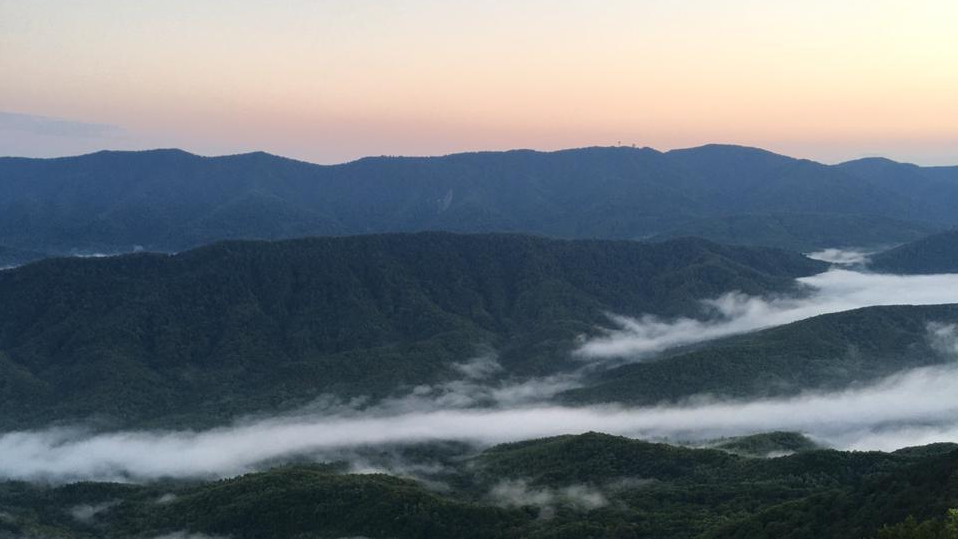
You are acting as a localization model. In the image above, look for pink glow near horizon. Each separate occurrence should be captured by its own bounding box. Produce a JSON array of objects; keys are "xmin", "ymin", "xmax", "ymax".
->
[{"xmin": 1, "ymin": 0, "xmax": 957, "ymax": 164}]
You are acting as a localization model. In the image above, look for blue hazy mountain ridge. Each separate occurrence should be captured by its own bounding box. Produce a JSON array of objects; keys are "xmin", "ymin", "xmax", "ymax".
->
[{"xmin": 1, "ymin": 144, "xmax": 956, "ymax": 257}]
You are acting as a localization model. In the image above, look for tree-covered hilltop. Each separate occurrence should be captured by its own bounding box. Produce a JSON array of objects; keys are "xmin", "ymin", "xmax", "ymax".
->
[
  {"xmin": 0, "ymin": 232, "xmax": 824, "ymax": 430},
  {"xmin": 561, "ymin": 304, "xmax": 958, "ymax": 405},
  {"xmin": 871, "ymin": 230, "xmax": 958, "ymax": 274},
  {"xmin": 1, "ymin": 144, "xmax": 956, "ymax": 257},
  {"xmin": 0, "ymin": 432, "xmax": 954, "ymax": 538},
  {"xmin": 473, "ymin": 432, "xmax": 909, "ymax": 491},
  {"xmin": 705, "ymin": 448, "xmax": 958, "ymax": 539},
  {"xmin": 876, "ymin": 509, "xmax": 958, "ymax": 539},
  {"xmin": 705, "ymin": 432, "xmax": 821, "ymax": 457}
]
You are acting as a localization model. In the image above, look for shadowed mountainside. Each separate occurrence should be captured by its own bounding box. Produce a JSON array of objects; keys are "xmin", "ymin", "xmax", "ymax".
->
[{"xmin": 0, "ymin": 232, "xmax": 825, "ymax": 429}]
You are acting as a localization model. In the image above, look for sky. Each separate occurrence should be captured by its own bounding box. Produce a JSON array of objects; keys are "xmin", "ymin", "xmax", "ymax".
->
[{"xmin": 2, "ymin": 0, "xmax": 957, "ymax": 164}]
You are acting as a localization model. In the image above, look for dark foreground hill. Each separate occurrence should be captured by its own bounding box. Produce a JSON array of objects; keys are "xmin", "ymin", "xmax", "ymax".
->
[
  {"xmin": 0, "ymin": 232, "xmax": 824, "ymax": 429},
  {"xmin": 0, "ymin": 432, "xmax": 954, "ymax": 538},
  {"xmin": 871, "ymin": 230, "xmax": 958, "ymax": 274},
  {"xmin": 1, "ymin": 144, "xmax": 955, "ymax": 258},
  {"xmin": 706, "ymin": 446, "xmax": 958, "ymax": 539}
]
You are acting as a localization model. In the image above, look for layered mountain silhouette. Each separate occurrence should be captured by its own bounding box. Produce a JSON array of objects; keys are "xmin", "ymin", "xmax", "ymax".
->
[{"xmin": 2, "ymin": 144, "xmax": 956, "ymax": 260}]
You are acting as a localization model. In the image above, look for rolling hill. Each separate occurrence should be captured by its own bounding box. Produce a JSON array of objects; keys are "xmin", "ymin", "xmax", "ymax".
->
[
  {"xmin": 0, "ymin": 232, "xmax": 824, "ymax": 429},
  {"xmin": 706, "ymin": 447, "xmax": 958, "ymax": 539}
]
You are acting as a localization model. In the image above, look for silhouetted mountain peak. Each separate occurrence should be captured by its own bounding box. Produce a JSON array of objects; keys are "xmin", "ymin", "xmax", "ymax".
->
[
  {"xmin": 839, "ymin": 156, "xmax": 921, "ymax": 173},
  {"xmin": 89, "ymin": 148, "xmax": 199, "ymax": 159},
  {"xmin": 666, "ymin": 143, "xmax": 795, "ymax": 162}
]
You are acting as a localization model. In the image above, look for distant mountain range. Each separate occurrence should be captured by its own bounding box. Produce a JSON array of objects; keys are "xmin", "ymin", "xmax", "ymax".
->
[{"xmin": 2, "ymin": 144, "xmax": 957, "ymax": 261}]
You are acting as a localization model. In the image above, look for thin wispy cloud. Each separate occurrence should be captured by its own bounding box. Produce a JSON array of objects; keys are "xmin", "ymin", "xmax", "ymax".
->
[
  {"xmin": 0, "ymin": 112, "xmax": 124, "ymax": 139},
  {"xmin": 806, "ymin": 247, "xmax": 874, "ymax": 266},
  {"xmin": 489, "ymin": 479, "xmax": 608, "ymax": 518},
  {"xmin": 2, "ymin": 359, "xmax": 956, "ymax": 483},
  {"xmin": 0, "ymin": 111, "xmax": 141, "ymax": 158}
]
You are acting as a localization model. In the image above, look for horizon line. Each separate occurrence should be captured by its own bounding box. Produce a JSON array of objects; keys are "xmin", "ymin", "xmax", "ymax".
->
[{"xmin": 0, "ymin": 143, "xmax": 948, "ymax": 169}]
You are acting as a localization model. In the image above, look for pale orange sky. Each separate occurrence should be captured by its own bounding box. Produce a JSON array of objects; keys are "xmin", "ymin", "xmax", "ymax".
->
[{"xmin": 1, "ymin": 0, "xmax": 957, "ymax": 164}]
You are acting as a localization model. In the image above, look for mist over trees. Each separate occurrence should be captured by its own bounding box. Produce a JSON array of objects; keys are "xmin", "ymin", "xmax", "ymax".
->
[{"xmin": 0, "ymin": 233, "xmax": 823, "ymax": 430}]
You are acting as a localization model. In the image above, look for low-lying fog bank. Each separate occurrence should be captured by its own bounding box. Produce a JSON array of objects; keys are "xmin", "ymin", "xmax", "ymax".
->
[
  {"xmin": 1, "ymin": 360, "xmax": 956, "ymax": 483},
  {"xmin": 577, "ymin": 268, "xmax": 958, "ymax": 361}
]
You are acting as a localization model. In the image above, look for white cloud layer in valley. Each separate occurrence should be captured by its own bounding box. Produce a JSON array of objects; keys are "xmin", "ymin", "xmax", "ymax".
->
[
  {"xmin": 577, "ymin": 269, "xmax": 958, "ymax": 361},
  {"xmin": 1, "ymin": 360, "xmax": 957, "ymax": 483},
  {"xmin": 806, "ymin": 248, "xmax": 874, "ymax": 266}
]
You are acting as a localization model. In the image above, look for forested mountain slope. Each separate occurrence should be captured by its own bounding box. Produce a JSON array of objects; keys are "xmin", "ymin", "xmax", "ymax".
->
[{"xmin": 0, "ymin": 232, "xmax": 824, "ymax": 429}]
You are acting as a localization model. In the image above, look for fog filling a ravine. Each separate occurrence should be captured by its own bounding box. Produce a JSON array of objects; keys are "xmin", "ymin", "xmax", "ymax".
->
[
  {"xmin": 577, "ymin": 268, "xmax": 958, "ymax": 360},
  {"xmin": 4, "ymin": 263, "xmax": 958, "ymax": 483}
]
